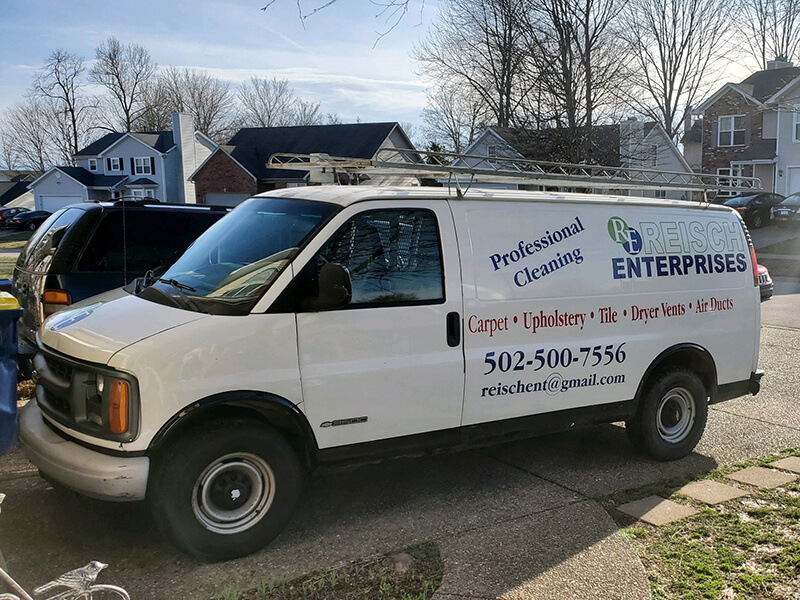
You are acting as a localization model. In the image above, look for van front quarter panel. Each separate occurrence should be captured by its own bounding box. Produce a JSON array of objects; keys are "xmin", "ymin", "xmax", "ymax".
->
[{"xmin": 108, "ymin": 312, "xmax": 303, "ymax": 452}]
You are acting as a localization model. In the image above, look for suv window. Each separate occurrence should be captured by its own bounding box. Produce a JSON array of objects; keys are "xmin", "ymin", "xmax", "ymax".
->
[
  {"xmin": 78, "ymin": 210, "xmax": 222, "ymax": 275},
  {"xmin": 311, "ymin": 208, "xmax": 444, "ymax": 306}
]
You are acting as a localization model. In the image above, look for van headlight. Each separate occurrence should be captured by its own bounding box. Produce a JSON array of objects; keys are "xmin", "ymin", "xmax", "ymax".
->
[{"xmin": 84, "ymin": 371, "xmax": 138, "ymax": 438}]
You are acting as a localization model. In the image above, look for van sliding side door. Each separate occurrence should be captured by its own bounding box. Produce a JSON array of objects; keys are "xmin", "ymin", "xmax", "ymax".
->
[{"xmin": 295, "ymin": 200, "xmax": 465, "ymax": 449}]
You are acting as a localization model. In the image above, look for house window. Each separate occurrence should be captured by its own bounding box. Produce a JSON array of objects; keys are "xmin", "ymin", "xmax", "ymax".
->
[
  {"xmin": 717, "ymin": 166, "xmax": 744, "ymax": 197},
  {"xmin": 718, "ymin": 115, "xmax": 746, "ymax": 146},
  {"xmin": 793, "ymin": 105, "xmax": 800, "ymax": 142},
  {"xmin": 650, "ymin": 145, "xmax": 659, "ymax": 167},
  {"xmin": 108, "ymin": 157, "xmax": 122, "ymax": 172},
  {"xmin": 88, "ymin": 159, "xmax": 98, "ymax": 171},
  {"xmin": 487, "ymin": 145, "xmax": 497, "ymax": 163},
  {"xmin": 130, "ymin": 189, "xmax": 155, "ymax": 199},
  {"xmin": 134, "ymin": 157, "xmax": 152, "ymax": 175}
]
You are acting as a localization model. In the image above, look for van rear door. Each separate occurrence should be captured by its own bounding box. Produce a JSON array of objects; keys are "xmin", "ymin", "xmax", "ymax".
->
[{"xmin": 295, "ymin": 201, "xmax": 464, "ymax": 448}]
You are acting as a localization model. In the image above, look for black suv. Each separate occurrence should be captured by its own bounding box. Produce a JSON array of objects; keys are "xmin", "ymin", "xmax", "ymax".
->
[{"xmin": 13, "ymin": 200, "xmax": 229, "ymax": 374}]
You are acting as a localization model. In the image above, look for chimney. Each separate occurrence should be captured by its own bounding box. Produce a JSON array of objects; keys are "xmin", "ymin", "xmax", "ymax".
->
[
  {"xmin": 172, "ymin": 112, "xmax": 198, "ymax": 204},
  {"xmin": 684, "ymin": 106, "xmax": 692, "ymax": 136},
  {"xmin": 767, "ymin": 59, "xmax": 794, "ymax": 70}
]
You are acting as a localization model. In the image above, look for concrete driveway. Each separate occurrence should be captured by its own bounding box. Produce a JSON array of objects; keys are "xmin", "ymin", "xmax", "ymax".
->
[{"xmin": 1, "ymin": 297, "xmax": 798, "ymax": 599}]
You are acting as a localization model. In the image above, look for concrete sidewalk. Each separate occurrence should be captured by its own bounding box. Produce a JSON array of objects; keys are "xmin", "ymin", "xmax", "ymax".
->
[{"xmin": 1, "ymin": 320, "xmax": 798, "ymax": 599}]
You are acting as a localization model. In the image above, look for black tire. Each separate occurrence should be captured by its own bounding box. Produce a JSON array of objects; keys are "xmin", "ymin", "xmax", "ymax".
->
[
  {"xmin": 750, "ymin": 211, "xmax": 764, "ymax": 229},
  {"xmin": 626, "ymin": 369, "xmax": 708, "ymax": 461},
  {"xmin": 149, "ymin": 419, "xmax": 304, "ymax": 561}
]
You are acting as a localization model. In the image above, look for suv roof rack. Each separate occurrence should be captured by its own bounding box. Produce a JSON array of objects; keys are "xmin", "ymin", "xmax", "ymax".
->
[
  {"xmin": 267, "ymin": 148, "xmax": 762, "ymax": 198},
  {"xmin": 107, "ymin": 197, "xmax": 230, "ymax": 210}
]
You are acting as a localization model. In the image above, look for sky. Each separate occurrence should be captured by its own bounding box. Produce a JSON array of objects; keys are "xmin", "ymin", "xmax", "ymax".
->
[{"xmin": 0, "ymin": 0, "xmax": 435, "ymax": 134}]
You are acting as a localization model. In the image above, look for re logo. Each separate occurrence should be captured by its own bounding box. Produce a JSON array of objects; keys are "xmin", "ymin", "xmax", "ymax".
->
[{"xmin": 607, "ymin": 216, "xmax": 642, "ymax": 255}]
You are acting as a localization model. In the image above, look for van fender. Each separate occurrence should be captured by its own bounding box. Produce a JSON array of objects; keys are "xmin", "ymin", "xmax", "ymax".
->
[
  {"xmin": 633, "ymin": 343, "xmax": 718, "ymax": 409},
  {"xmin": 147, "ymin": 391, "xmax": 320, "ymax": 469}
]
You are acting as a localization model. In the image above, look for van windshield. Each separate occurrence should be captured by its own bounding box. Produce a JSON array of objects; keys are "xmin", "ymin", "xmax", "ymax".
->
[{"xmin": 138, "ymin": 197, "xmax": 339, "ymax": 315}]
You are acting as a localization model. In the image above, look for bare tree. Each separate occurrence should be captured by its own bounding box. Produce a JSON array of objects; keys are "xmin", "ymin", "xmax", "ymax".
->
[
  {"xmin": 238, "ymin": 77, "xmax": 296, "ymax": 126},
  {"xmin": 91, "ymin": 37, "xmax": 157, "ymax": 132},
  {"xmin": 156, "ymin": 66, "xmax": 236, "ymax": 141},
  {"xmin": 738, "ymin": 0, "xmax": 800, "ymax": 69},
  {"xmin": 0, "ymin": 134, "xmax": 14, "ymax": 170},
  {"xmin": 0, "ymin": 99, "xmax": 59, "ymax": 170},
  {"xmin": 134, "ymin": 79, "xmax": 175, "ymax": 132},
  {"xmin": 293, "ymin": 99, "xmax": 324, "ymax": 125},
  {"xmin": 414, "ymin": 0, "xmax": 533, "ymax": 128},
  {"xmin": 237, "ymin": 77, "xmax": 324, "ymax": 127},
  {"xmin": 422, "ymin": 83, "xmax": 486, "ymax": 152},
  {"xmin": 30, "ymin": 50, "xmax": 94, "ymax": 159},
  {"xmin": 621, "ymin": 0, "xmax": 732, "ymax": 140},
  {"xmin": 525, "ymin": 0, "xmax": 627, "ymax": 161}
]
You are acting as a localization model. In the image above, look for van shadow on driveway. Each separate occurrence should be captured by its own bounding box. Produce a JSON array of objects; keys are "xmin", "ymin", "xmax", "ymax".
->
[{"xmin": 0, "ymin": 424, "xmax": 714, "ymax": 599}]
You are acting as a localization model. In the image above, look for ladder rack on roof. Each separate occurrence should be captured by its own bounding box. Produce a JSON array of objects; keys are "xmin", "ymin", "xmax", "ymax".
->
[{"xmin": 267, "ymin": 148, "xmax": 762, "ymax": 195}]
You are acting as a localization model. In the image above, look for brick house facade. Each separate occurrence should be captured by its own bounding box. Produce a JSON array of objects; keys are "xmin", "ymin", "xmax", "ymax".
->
[
  {"xmin": 190, "ymin": 123, "xmax": 417, "ymax": 206},
  {"xmin": 192, "ymin": 150, "xmax": 257, "ymax": 204},
  {"xmin": 687, "ymin": 61, "xmax": 800, "ymax": 197}
]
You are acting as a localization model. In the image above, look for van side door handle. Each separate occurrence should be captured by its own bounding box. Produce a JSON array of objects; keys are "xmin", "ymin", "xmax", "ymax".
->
[{"xmin": 446, "ymin": 312, "xmax": 461, "ymax": 347}]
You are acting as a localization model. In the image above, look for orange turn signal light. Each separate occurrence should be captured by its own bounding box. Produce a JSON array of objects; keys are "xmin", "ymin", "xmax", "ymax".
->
[
  {"xmin": 43, "ymin": 289, "xmax": 71, "ymax": 305},
  {"xmin": 109, "ymin": 381, "xmax": 129, "ymax": 434},
  {"xmin": 43, "ymin": 289, "xmax": 72, "ymax": 318}
]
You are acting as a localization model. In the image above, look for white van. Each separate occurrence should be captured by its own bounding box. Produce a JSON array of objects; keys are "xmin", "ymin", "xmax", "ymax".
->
[{"xmin": 19, "ymin": 186, "xmax": 763, "ymax": 560}]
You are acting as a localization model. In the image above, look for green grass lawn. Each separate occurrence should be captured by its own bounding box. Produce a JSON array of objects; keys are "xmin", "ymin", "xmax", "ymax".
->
[
  {"xmin": 0, "ymin": 256, "xmax": 16, "ymax": 280},
  {"xmin": 607, "ymin": 450, "xmax": 800, "ymax": 600},
  {"xmin": 0, "ymin": 230, "xmax": 32, "ymax": 248}
]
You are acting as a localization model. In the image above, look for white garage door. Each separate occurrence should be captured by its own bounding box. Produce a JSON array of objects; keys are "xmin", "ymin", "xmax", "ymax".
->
[
  {"xmin": 39, "ymin": 195, "xmax": 83, "ymax": 212},
  {"xmin": 204, "ymin": 192, "xmax": 251, "ymax": 207}
]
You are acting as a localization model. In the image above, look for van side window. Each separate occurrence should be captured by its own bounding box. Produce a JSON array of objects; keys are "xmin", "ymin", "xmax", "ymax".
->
[{"xmin": 307, "ymin": 208, "xmax": 444, "ymax": 307}]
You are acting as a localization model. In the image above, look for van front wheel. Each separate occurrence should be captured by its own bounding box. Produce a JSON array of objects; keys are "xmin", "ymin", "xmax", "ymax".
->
[
  {"xmin": 626, "ymin": 369, "xmax": 707, "ymax": 461},
  {"xmin": 150, "ymin": 420, "xmax": 303, "ymax": 561}
]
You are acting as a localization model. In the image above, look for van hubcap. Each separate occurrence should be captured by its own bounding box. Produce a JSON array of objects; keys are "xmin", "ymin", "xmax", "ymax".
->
[
  {"xmin": 192, "ymin": 453, "xmax": 275, "ymax": 534},
  {"xmin": 657, "ymin": 387, "xmax": 695, "ymax": 443}
]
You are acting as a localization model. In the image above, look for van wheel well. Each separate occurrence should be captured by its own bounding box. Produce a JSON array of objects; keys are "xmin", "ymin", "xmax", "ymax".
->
[
  {"xmin": 149, "ymin": 401, "xmax": 316, "ymax": 471},
  {"xmin": 637, "ymin": 345, "xmax": 716, "ymax": 404}
]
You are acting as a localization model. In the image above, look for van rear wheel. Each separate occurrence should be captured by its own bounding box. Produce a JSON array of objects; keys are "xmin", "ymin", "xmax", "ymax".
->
[
  {"xmin": 150, "ymin": 419, "xmax": 303, "ymax": 561},
  {"xmin": 626, "ymin": 369, "xmax": 707, "ymax": 461}
]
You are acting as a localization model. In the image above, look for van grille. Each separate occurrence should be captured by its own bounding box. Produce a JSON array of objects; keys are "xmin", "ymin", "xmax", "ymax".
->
[
  {"xmin": 34, "ymin": 352, "xmax": 75, "ymax": 422},
  {"xmin": 46, "ymin": 354, "xmax": 73, "ymax": 381},
  {"xmin": 32, "ymin": 346, "xmax": 140, "ymax": 442}
]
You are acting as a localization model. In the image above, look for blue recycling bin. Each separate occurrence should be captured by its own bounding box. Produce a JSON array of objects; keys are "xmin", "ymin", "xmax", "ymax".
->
[{"xmin": 0, "ymin": 292, "xmax": 23, "ymax": 456}]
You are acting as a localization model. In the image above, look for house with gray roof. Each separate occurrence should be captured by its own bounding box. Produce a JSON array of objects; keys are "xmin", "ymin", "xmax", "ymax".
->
[
  {"xmin": 687, "ymin": 60, "xmax": 800, "ymax": 197},
  {"xmin": 29, "ymin": 114, "xmax": 216, "ymax": 212},
  {"xmin": 454, "ymin": 121, "xmax": 693, "ymax": 199},
  {"xmin": 190, "ymin": 122, "xmax": 417, "ymax": 206}
]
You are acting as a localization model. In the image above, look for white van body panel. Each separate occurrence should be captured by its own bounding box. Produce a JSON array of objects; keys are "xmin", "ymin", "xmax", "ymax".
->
[
  {"xmin": 107, "ymin": 313, "xmax": 302, "ymax": 452},
  {"xmin": 40, "ymin": 293, "xmax": 207, "ymax": 365},
  {"xmin": 452, "ymin": 199, "xmax": 757, "ymax": 425}
]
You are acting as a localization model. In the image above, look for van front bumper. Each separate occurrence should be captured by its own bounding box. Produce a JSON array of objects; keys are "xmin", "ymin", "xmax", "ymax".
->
[{"xmin": 18, "ymin": 402, "xmax": 149, "ymax": 501}]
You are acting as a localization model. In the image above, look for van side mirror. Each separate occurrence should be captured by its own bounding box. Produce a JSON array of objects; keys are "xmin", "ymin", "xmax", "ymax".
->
[{"xmin": 301, "ymin": 262, "xmax": 352, "ymax": 311}]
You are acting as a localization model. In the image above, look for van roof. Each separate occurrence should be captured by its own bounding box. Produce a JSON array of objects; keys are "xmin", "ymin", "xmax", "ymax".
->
[{"xmin": 256, "ymin": 186, "xmax": 736, "ymax": 213}]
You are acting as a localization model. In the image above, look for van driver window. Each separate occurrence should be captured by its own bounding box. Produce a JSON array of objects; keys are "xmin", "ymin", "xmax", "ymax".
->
[{"xmin": 311, "ymin": 208, "xmax": 444, "ymax": 306}]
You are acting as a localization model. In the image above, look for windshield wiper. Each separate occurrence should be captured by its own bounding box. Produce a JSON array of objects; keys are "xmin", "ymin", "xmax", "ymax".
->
[
  {"xmin": 158, "ymin": 278, "xmax": 196, "ymax": 292},
  {"xmin": 158, "ymin": 278, "xmax": 203, "ymax": 312}
]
